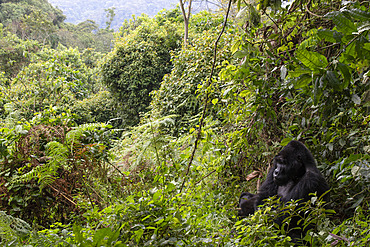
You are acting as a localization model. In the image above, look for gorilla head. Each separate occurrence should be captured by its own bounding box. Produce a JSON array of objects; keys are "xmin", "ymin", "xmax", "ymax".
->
[
  {"xmin": 238, "ymin": 140, "xmax": 330, "ymax": 238},
  {"xmin": 272, "ymin": 140, "xmax": 314, "ymax": 186}
]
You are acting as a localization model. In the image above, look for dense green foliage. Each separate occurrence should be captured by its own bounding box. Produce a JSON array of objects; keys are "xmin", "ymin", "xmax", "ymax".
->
[
  {"xmin": 0, "ymin": 0, "xmax": 369, "ymax": 246},
  {"xmin": 0, "ymin": 0, "xmax": 114, "ymax": 52},
  {"xmin": 0, "ymin": 25, "xmax": 40, "ymax": 78},
  {"xmin": 150, "ymin": 12, "xmax": 232, "ymax": 134},
  {"xmin": 1, "ymin": 45, "xmax": 117, "ymax": 125},
  {"xmin": 101, "ymin": 14, "xmax": 182, "ymax": 126}
]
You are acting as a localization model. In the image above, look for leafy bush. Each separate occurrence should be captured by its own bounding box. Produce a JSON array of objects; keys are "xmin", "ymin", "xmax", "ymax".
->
[
  {"xmin": 0, "ymin": 211, "xmax": 31, "ymax": 244},
  {"xmin": 72, "ymin": 90, "xmax": 118, "ymax": 126},
  {"xmin": 150, "ymin": 15, "xmax": 235, "ymax": 134},
  {"xmin": 1, "ymin": 45, "xmax": 114, "ymax": 127},
  {"xmin": 0, "ymin": 108, "xmax": 116, "ymax": 227},
  {"xmin": 327, "ymin": 207, "xmax": 370, "ymax": 246},
  {"xmin": 2, "ymin": 47, "xmax": 87, "ymax": 120},
  {"xmin": 0, "ymin": 25, "xmax": 40, "ymax": 78},
  {"xmin": 101, "ymin": 15, "xmax": 181, "ymax": 127},
  {"xmin": 231, "ymin": 195, "xmax": 344, "ymax": 246},
  {"xmin": 329, "ymin": 154, "xmax": 370, "ymax": 217}
]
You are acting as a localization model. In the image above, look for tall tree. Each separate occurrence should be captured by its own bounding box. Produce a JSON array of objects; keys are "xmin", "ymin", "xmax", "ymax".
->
[
  {"xmin": 101, "ymin": 17, "xmax": 181, "ymax": 126},
  {"xmin": 104, "ymin": 7, "xmax": 116, "ymax": 31},
  {"xmin": 179, "ymin": 0, "xmax": 192, "ymax": 45}
]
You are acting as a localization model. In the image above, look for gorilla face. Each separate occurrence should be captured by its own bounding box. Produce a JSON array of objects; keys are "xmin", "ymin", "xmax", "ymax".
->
[{"xmin": 273, "ymin": 158, "xmax": 290, "ymax": 186}]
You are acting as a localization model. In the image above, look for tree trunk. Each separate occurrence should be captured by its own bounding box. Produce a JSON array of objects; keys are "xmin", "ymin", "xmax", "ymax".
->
[{"xmin": 179, "ymin": 0, "xmax": 192, "ymax": 46}]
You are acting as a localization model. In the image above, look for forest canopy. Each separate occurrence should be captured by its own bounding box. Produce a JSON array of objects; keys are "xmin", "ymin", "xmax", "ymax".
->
[{"xmin": 0, "ymin": 0, "xmax": 369, "ymax": 246}]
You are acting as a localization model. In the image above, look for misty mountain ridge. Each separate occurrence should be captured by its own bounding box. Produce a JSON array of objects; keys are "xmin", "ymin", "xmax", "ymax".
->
[{"xmin": 48, "ymin": 0, "xmax": 215, "ymax": 30}]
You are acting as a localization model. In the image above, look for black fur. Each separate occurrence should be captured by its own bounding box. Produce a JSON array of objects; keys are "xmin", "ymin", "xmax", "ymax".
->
[
  {"xmin": 238, "ymin": 141, "xmax": 330, "ymax": 237},
  {"xmin": 238, "ymin": 192, "xmax": 257, "ymax": 217}
]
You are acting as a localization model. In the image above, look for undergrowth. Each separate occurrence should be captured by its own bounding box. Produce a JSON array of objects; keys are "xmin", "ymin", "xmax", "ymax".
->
[{"xmin": 0, "ymin": 0, "xmax": 369, "ymax": 246}]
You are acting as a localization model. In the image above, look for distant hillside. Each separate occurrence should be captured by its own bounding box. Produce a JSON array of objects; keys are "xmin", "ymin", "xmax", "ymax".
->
[{"xmin": 48, "ymin": 0, "xmax": 215, "ymax": 30}]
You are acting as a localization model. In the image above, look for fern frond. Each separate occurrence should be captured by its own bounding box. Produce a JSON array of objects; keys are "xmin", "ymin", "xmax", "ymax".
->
[
  {"xmin": 0, "ymin": 211, "xmax": 31, "ymax": 243},
  {"xmin": 66, "ymin": 123, "xmax": 109, "ymax": 144},
  {"xmin": 133, "ymin": 115, "xmax": 176, "ymax": 134},
  {"xmin": 12, "ymin": 141, "xmax": 69, "ymax": 189},
  {"xmin": 127, "ymin": 116, "xmax": 176, "ymax": 166},
  {"xmin": 134, "ymin": 140, "xmax": 152, "ymax": 167}
]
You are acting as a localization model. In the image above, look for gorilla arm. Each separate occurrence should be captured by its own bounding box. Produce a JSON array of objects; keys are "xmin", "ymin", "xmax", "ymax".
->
[
  {"xmin": 238, "ymin": 192, "xmax": 258, "ymax": 216},
  {"xmin": 255, "ymin": 167, "xmax": 279, "ymax": 206},
  {"xmin": 280, "ymin": 168, "xmax": 330, "ymax": 203}
]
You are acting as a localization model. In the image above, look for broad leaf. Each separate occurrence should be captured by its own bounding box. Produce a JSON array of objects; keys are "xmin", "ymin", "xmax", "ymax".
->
[
  {"xmin": 296, "ymin": 49, "xmax": 328, "ymax": 71},
  {"xmin": 325, "ymin": 11, "xmax": 357, "ymax": 35},
  {"xmin": 326, "ymin": 70, "xmax": 343, "ymax": 91},
  {"xmin": 280, "ymin": 138, "xmax": 293, "ymax": 146},
  {"xmin": 344, "ymin": 8, "xmax": 370, "ymax": 21},
  {"xmin": 280, "ymin": 65, "xmax": 287, "ymax": 80},
  {"xmin": 289, "ymin": 68, "xmax": 311, "ymax": 78},
  {"xmin": 337, "ymin": 62, "xmax": 351, "ymax": 85},
  {"xmin": 293, "ymin": 74, "xmax": 311, "ymax": 89},
  {"xmin": 317, "ymin": 29, "xmax": 341, "ymax": 43}
]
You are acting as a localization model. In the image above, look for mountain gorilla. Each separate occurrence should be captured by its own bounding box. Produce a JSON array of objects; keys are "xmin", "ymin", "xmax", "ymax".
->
[{"xmin": 238, "ymin": 141, "xmax": 330, "ymax": 238}]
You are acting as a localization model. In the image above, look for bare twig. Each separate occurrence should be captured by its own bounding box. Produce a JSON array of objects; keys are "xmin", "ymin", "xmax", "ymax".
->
[
  {"xmin": 107, "ymin": 160, "xmax": 126, "ymax": 177},
  {"xmin": 194, "ymin": 169, "xmax": 216, "ymax": 186},
  {"xmin": 49, "ymin": 184, "xmax": 77, "ymax": 206},
  {"xmin": 326, "ymin": 34, "xmax": 361, "ymax": 69},
  {"xmin": 305, "ymin": 0, "xmax": 324, "ymax": 18}
]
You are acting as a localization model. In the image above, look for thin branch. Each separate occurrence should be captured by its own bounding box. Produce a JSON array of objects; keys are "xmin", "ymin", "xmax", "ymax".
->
[
  {"xmin": 305, "ymin": 0, "xmax": 324, "ymax": 18},
  {"xmin": 179, "ymin": 0, "xmax": 187, "ymax": 17},
  {"xmin": 49, "ymin": 184, "xmax": 77, "ymax": 206},
  {"xmin": 194, "ymin": 169, "xmax": 216, "ymax": 186},
  {"xmin": 107, "ymin": 160, "xmax": 126, "ymax": 177},
  {"xmin": 186, "ymin": 0, "xmax": 193, "ymax": 21},
  {"xmin": 326, "ymin": 34, "xmax": 361, "ymax": 69},
  {"xmin": 179, "ymin": 0, "xmax": 233, "ymax": 193},
  {"xmin": 263, "ymin": 10, "xmax": 283, "ymax": 33},
  {"xmin": 305, "ymin": 5, "xmax": 323, "ymax": 18}
]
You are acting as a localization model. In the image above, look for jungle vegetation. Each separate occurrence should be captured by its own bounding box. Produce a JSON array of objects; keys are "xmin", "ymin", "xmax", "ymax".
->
[{"xmin": 0, "ymin": 0, "xmax": 369, "ymax": 246}]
